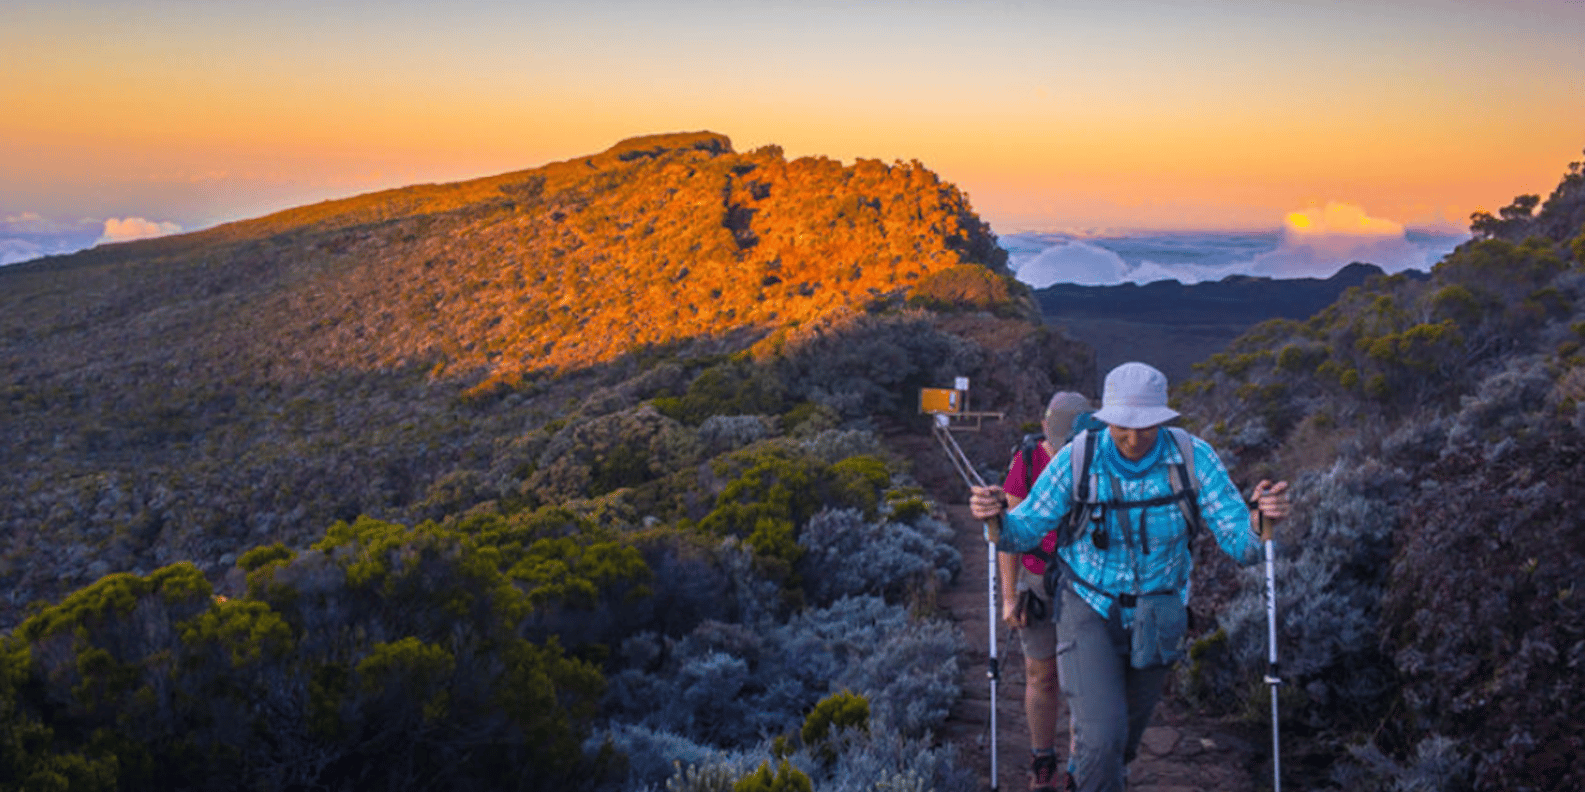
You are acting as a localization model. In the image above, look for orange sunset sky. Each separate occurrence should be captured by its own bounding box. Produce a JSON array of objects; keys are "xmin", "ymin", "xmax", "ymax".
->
[{"xmin": 3, "ymin": 0, "xmax": 1583, "ymax": 257}]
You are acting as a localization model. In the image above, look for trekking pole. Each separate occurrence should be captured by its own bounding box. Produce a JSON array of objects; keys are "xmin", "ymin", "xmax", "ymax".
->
[
  {"xmin": 932, "ymin": 422, "xmax": 1000, "ymax": 791},
  {"xmin": 1260, "ymin": 510, "xmax": 1282, "ymax": 792}
]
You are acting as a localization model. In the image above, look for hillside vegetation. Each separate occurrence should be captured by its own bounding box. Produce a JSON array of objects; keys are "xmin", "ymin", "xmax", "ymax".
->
[
  {"xmin": 10, "ymin": 129, "xmax": 1580, "ymax": 791},
  {"xmin": 1176, "ymin": 151, "xmax": 1585, "ymax": 791},
  {"xmin": 0, "ymin": 133, "xmax": 1087, "ymax": 790}
]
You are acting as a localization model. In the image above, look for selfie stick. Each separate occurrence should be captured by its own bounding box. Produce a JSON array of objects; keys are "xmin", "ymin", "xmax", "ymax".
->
[{"xmin": 933, "ymin": 421, "xmax": 999, "ymax": 791}]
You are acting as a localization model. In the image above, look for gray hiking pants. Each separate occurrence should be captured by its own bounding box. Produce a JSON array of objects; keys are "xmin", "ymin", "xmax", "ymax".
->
[{"xmin": 1055, "ymin": 585, "xmax": 1171, "ymax": 792}]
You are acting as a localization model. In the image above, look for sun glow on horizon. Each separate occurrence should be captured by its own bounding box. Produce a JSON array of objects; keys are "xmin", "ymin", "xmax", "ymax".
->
[{"xmin": 1285, "ymin": 203, "xmax": 1405, "ymax": 237}]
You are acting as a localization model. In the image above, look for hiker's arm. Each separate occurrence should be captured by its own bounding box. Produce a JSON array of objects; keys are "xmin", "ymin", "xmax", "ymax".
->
[
  {"xmin": 1191, "ymin": 438, "xmax": 1265, "ymax": 565},
  {"xmin": 998, "ymin": 493, "xmax": 1027, "ymax": 627},
  {"xmin": 972, "ymin": 445, "xmax": 1075, "ymax": 553}
]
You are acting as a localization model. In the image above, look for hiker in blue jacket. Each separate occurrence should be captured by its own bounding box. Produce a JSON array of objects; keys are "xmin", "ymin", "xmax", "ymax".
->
[{"xmin": 971, "ymin": 362, "xmax": 1291, "ymax": 792}]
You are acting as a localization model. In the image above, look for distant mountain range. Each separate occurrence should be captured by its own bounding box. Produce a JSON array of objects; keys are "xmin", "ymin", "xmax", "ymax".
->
[{"xmin": 1032, "ymin": 263, "xmax": 1427, "ymax": 386}]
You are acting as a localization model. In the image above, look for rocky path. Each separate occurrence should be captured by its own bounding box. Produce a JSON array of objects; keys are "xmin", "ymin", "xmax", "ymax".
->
[{"xmin": 934, "ymin": 501, "xmax": 1261, "ymax": 792}]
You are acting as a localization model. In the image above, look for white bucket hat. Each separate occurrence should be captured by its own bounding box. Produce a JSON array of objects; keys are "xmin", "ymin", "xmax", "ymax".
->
[{"xmin": 1092, "ymin": 362, "xmax": 1179, "ymax": 429}]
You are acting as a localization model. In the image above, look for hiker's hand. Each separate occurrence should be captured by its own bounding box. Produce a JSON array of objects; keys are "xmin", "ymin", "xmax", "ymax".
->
[
  {"xmin": 1251, "ymin": 480, "xmax": 1291, "ymax": 522},
  {"xmin": 1003, "ymin": 597, "xmax": 1026, "ymax": 629},
  {"xmin": 970, "ymin": 485, "xmax": 1007, "ymax": 520}
]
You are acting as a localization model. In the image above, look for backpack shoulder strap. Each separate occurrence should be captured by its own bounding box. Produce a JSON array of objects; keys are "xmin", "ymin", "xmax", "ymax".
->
[
  {"xmin": 1020, "ymin": 432, "xmax": 1045, "ymax": 492},
  {"xmin": 1071, "ymin": 429, "xmax": 1096, "ymax": 504},
  {"xmin": 1164, "ymin": 427, "xmax": 1204, "ymax": 542},
  {"xmin": 1052, "ymin": 430, "xmax": 1097, "ymax": 547},
  {"xmin": 1166, "ymin": 427, "xmax": 1196, "ymax": 480}
]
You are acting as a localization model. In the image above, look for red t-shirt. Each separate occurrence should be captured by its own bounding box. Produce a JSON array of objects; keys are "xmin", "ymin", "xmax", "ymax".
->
[{"xmin": 1003, "ymin": 441, "xmax": 1060, "ymax": 575}]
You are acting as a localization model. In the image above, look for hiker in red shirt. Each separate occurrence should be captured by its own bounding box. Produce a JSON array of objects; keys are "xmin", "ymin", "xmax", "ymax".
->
[{"xmin": 1001, "ymin": 391, "xmax": 1093, "ymax": 792}]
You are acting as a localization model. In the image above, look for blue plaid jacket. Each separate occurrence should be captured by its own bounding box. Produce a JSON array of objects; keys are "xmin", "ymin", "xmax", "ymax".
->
[{"xmin": 1000, "ymin": 428, "xmax": 1261, "ymax": 620}]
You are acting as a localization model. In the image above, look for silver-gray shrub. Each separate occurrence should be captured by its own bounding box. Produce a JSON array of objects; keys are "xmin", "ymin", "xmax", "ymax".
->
[
  {"xmin": 595, "ymin": 595, "xmax": 964, "ymax": 789},
  {"xmin": 796, "ymin": 724, "xmax": 972, "ymax": 792},
  {"xmin": 526, "ymin": 404, "xmax": 703, "ymax": 502},
  {"xmin": 1440, "ymin": 356, "xmax": 1554, "ymax": 455},
  {"xmin": 797, "ymin": 508, "xmax": 960, "ymax": 607},
  {"xmin": 663, "ymin": 758, "xmax": 740, "ymax": 792},
  {"xmin": 588, "ymin": 722, "xmax": 746, "ymax": 791},
  {"xmin": 602, "ymin": 626, "xmax": 800, "ymax": 749},
  {"xmin": 772, "ymin": 595, "xmax": 964, "ymax": 737},
  {"xmin": 698, "ymin": 415, "xmax": 772, "ymax": 454},
  {"xmin": 1211, "ymin": 454, "xmax": 1405, "ymax": 725},
  {"xmin": 1333, "ymin": 734, "xmax": 1470, "ymax": 792},
  {"xmin": 615, "ymin": 724, "xmax": 972, "ymax": 792},
  {"xmin": 794, "ymin": 428, "xmax": 885, "ymax": 464}
]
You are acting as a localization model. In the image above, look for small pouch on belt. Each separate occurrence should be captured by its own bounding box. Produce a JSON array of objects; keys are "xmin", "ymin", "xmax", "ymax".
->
[
  {"xmin": 1015, "ymin": 588, "xmax": 1048, "ymax": 623},
  {"xmin": 1129, "ymin": 592, "xmax": 1188, "ymax": 668}
]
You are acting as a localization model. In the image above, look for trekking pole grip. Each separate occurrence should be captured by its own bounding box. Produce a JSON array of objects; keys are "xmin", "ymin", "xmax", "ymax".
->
[{"xmin": 1251, "ymin": 483, "xmax": 1276, "ymax": 542}]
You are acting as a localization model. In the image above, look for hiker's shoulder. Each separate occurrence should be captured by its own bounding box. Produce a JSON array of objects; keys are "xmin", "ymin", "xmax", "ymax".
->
[
  {"xmin": 1165, "ymin": 429, "xmax": 1236, "ymax": 477},
  {"xmin": 1163, "ymin": 426, "xmax": 1211, "ymax": 451}
]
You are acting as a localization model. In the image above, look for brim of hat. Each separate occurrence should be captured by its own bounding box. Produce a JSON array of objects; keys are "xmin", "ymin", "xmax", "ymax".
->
[{"xmin": 1091, "ymin": 405, "xmax": 1180, "ymax": 429}]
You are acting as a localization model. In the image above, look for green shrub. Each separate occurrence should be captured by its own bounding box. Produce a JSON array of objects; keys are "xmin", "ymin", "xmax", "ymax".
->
[
  {"xmin": 1429, "ymin": 283, "xmax": 1483, "ymax": 324},
  {"xmin": 830, "ymin": 455, "xmax": 891, "ymax": 518},
  {"xmin": 655, "ymin": 360, "xmax": 786, "ymax": 425},
  {"xmin": 356, "ymin": 637, "xmax": 456, "ymax": 721},
  {"xmin": 17, "ymin": 563, "xmax": 211, "ymax": 642},
  {"xmin": 732, "ymin": 759, "xmax": 812, "ymax": 792},
  {"xmin": 179, "ymin": 599, "xmax": 294, "ymax": 666},
  {"xmin": 887, "ymin": 495, "xmax": 930, "ymax": 522},
  {"xmin": 1275, "ymin": 343, "xmax": 1323, "ymax": 373},
  {"xmin": 237, "ymin": 543, "xmax": 295, "ymax": 572},
  {"xmin": 801, "ymin": 689, "xmax": 870, "ymax": 745},
  {"xmin": 781, "ymin": 401, "xmax": 838, "ymax": 436},
  {"xmin": 700, "ymin": 448, "xmax": 824, "ymax": 540}
]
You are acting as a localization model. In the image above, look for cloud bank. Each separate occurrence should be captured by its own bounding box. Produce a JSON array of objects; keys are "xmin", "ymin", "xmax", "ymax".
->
[
  {"xmin": 0, "ymin": 213, "xmax": 102, "ymax": 266},
  {"xmin": 1005, "ymin": 203, "xmax": 1467, "ymax": 287},
  {"xmin": 1243, "ymin": 202, "xmax": 1434, "ymax": 279},
  {"xmin": 0, "ymin": 213, "xmax": 189, "ymax": 266},
  {"xmin": 97, "ymin": 217, "xmax": 183, "ymax": 245}
]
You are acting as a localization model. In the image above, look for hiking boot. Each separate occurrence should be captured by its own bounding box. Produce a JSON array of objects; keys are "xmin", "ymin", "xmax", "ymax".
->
[{"xmin": 1029, "ymin": 752, "xmax": 1059, "ymax": 792}]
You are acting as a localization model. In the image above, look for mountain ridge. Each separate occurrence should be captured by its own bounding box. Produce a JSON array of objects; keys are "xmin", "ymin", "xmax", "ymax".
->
[
  {"xmin": 1034, "ymin": 262, "xmax": 1427, "ymax": 385},
  {"xmin": 1, "ymin": 130, "xmax": 1019, "ymax": 388},
  {"xmin": 0, "ymin": 131, "xmax": 1071, "ymax": 631}
]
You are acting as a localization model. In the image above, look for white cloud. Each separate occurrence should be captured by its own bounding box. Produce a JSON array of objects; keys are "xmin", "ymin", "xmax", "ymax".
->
[
  {"xmin": 1246, "ymin": 202, "xmax": 1434, "ymax": 279},
  {"xmin": 97, "ymin": 217, "xmax": 183, "ymax": 245},
  {"xmin": 1002, "ymin": 204, "xmax": 1467, "ymax": 287},
  {"xmin": 1010, "ymin": 239, "xmax": 1131, "ymax": 287}
]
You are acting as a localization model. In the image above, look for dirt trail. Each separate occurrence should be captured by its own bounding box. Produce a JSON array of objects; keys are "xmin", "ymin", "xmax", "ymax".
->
[{"xmin": 913, "ymin": 449, "xmax": 1262, "ymax": 792}]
